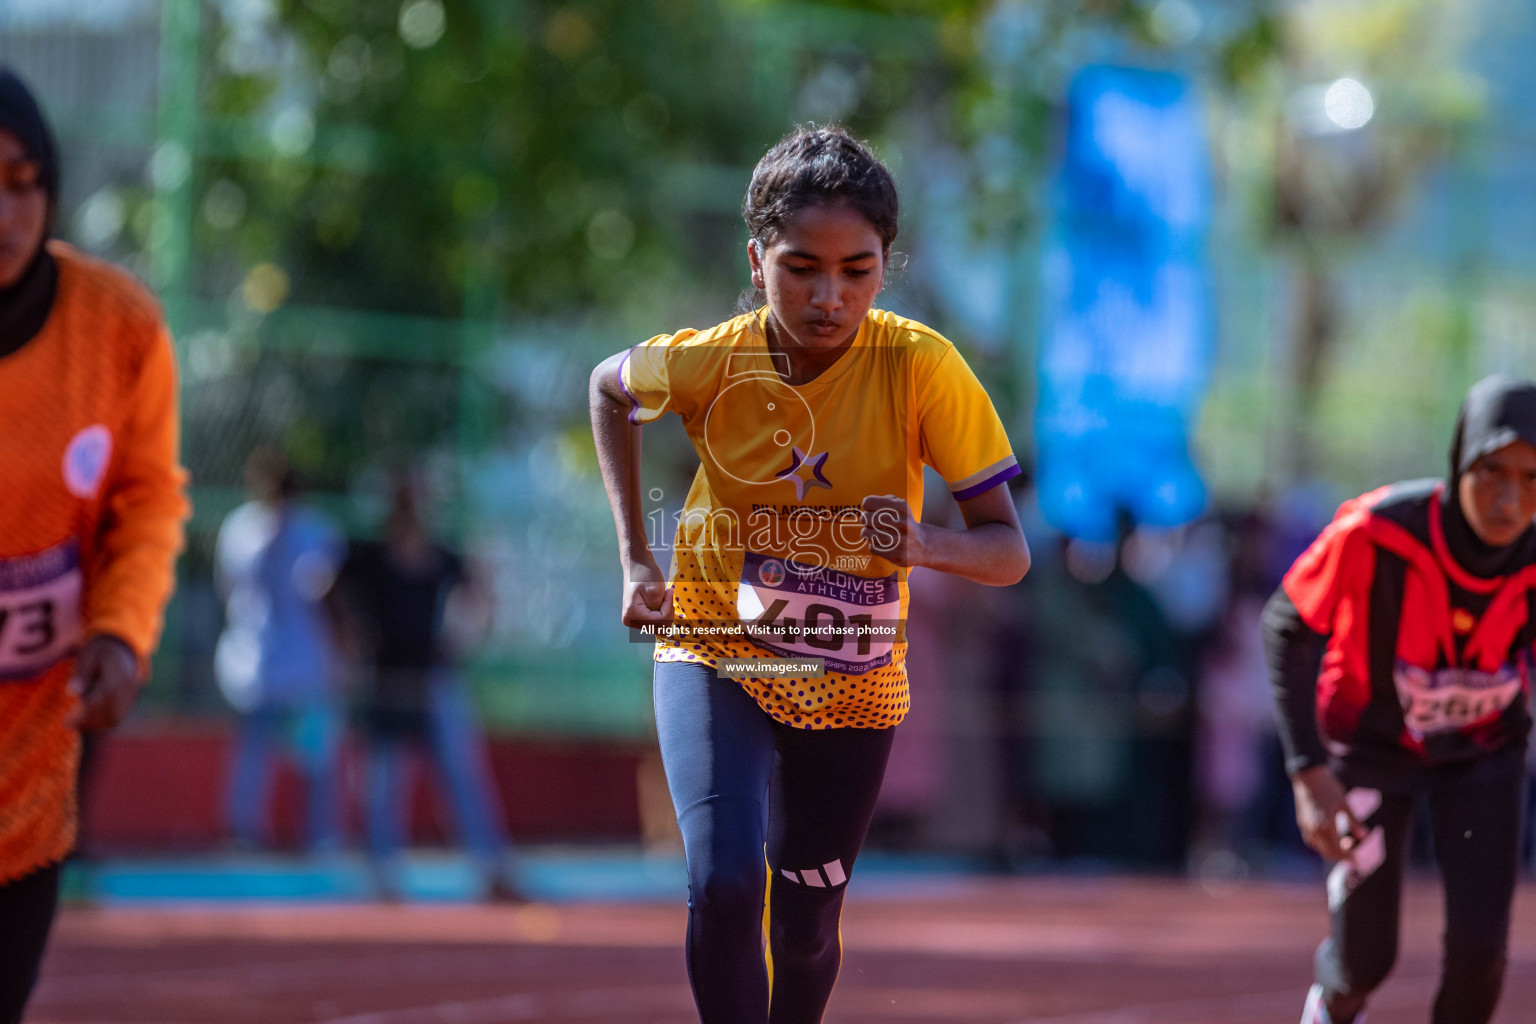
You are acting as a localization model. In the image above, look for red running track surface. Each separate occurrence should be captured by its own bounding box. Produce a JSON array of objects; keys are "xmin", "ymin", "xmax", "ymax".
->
[{"xmin": 31, "ymin": 877, "xmax": 1536, "ymax": 1023}]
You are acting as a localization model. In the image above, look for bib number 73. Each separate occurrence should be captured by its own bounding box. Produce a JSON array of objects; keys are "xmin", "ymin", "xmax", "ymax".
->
[{"xmin": 0, "ymin": 541, "xmax": 83, "ymax": 681}]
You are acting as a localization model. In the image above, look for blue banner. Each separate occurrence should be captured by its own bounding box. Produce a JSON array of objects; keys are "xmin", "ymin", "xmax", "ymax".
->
[{"xmin": 1037, "ymin": 65, "xmax": 1214, "ymax": 543}]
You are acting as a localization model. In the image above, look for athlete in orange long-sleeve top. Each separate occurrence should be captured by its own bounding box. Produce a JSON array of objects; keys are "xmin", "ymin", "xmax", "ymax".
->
[{"xmin": 0, "ymin": 68, "xmax": 188, "ymax": 1023}]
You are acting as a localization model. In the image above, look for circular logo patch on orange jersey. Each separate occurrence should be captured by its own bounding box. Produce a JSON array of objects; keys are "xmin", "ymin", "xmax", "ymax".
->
[
  {"xmin": 63, "ymin": 424, "xmax": 113, "ymax": 499},
  {"xmin": 1452, "ymin": 608, "xmax": 1477, "ymax": 635}
]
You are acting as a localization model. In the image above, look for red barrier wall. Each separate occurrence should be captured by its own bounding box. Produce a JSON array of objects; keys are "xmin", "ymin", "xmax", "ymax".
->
[{"xmin": 78, "ymin": 721, "xmax": 646, "ymax": 852}]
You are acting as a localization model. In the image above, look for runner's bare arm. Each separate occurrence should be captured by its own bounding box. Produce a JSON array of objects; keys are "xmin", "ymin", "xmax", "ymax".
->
[
  {"xmin": 65, "ymin": 634, "xmax": 140, "ymax": 730},
  {"xmin": 590, "ymin": 351, "xmax": 672, "ymax": 626},
  {"xmin": 1290, "ymin": 764, "xmax": 1365, "ymax": 861},
  {"xmin": 860, "ymin": 484, "xmax": 1029, "ymax": 586}
]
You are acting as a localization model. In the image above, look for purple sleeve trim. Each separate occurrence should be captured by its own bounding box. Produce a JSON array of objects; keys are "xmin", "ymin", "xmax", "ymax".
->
[
  {"xmin": 951, "ymin": 462, "xmax": 1021, "ymax": 502},
  {"xmin": 617, "ymin": 348, "xmax": 644, "ymax": 425}
]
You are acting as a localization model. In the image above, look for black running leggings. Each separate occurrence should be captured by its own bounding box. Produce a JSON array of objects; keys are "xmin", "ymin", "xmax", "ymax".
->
[
  {"xmin": 0, "ymin": 860, "xmax": 61, "ymax": 1024},
  {"xmin": 1317, "ymin": 746, "xmax": 1525, "ymax": 1024},
  {"xmin": 653, "ymin": 661, "xmax": 894, "ymax": 1024}
]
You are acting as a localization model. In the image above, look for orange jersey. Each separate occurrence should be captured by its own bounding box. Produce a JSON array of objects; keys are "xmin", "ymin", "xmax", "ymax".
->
[{"xmin": 0, "ymin": 242, "xmax": 189, "ymax": 882}]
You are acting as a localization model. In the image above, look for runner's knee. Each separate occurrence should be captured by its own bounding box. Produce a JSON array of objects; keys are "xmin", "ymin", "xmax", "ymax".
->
[
  {"xmin": 769, "ymin": 876, "xmax": 845, "ymax": 980},
  {"xmin": 690, "ymin": 857, "xmax": 765, "ymax": 925}
]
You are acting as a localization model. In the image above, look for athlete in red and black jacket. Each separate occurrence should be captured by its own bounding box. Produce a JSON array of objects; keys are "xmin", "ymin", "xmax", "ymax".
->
[{"xmin": 1265, "ymin": 376, "xmax": 1536, "ymax": 1024}]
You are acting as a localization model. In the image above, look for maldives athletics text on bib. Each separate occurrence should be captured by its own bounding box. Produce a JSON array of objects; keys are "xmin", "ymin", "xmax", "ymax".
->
[
  {"xmin": 737, "ymin": 552, "xmax": 900, "ymax": 674},
  {"xmin": 0, "ymin": 540, "xmax": 84, "ymax": 681}
]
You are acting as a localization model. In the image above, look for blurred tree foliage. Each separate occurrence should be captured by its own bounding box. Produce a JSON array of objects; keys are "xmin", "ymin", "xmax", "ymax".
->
[
  {"xmin": 201, "ymin": 0, "xmax": 949, "ymax": 323},
  {"xmin": 195, "ymin": 0, "xmax": 1281, "ymax": 326},
  {"xmin": 1205, "ymin": 0, "xmax": 1487, "ymax": 479},
  {"xmin": 174, "ymin": 0, "xmax": 1301, "ymax": 501}
]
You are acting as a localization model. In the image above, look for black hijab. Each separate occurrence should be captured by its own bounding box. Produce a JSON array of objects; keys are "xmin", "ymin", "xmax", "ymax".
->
[
  {"xmin": 1440, "ymin": 375, "xmax": 1536, "ymax": 578},
  {"xmin": 0, "ymin": 67, "xmax": 59, "ymax": 360}
]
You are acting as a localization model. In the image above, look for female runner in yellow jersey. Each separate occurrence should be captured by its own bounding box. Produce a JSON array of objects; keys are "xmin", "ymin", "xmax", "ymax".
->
[{"xmin": 590, "ymin": 125, "xmax": 1029, "ymax": 1022}]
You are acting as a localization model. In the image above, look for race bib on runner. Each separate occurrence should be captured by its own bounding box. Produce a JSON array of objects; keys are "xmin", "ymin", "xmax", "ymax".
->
[
  {"xmin": 736, "ymin": 552, "xmax": 900, "ymax": 675},
  {"xmin": 1394, "ymin": 661, "xmax": 1524, "ymax": 738},
  {"xmin": 0, "ymin": 541, "xmax": 83, "ymax": 681}
]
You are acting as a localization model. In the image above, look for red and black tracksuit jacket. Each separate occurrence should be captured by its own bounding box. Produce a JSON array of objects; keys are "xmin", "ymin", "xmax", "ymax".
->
[{"xmin": 1265, "ymin": 480, "xmax": 1536, "ymax": 788}]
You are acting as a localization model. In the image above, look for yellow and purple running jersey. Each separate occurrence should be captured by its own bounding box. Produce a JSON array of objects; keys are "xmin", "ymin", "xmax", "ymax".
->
[{"xmin": 621, "ymin": 307, "xmax": 1018, "ymax": 729}]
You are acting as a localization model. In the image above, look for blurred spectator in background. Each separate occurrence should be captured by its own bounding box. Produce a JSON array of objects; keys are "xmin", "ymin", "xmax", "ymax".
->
[
  {"xmin": 1024, "ymin": 535, "xmax": 1144, "ymax": 860},
  {"xmin": 1194, "ymin": 583, "xmax": 1276, "ymax": 867},
  {"xmin": 0, "ymin": 68, "xmax": 187, "ymax": 1024},
  {"xmin": 1015, "ymin": 518, "xmax": 1209, "ymax": 868},
  {"xmin": 333, "ymin": 472, "xmax": 518, "ymax": 901},
  {"xmin": 214, "ymin": 447, "xmax": 345, "ymax": 853},
  {"xmin": 1193, "ymin": 507, "xmax": 1303, "ymax": 877},
  {"xmin": 875, "ymin": 472, "xmax": 986, "ymax": 852}
]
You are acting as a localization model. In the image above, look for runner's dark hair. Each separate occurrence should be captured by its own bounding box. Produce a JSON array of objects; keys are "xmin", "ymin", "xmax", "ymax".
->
[{"xmin": 738, "ymin": 124, "xmax": 898, "ymax": 313}]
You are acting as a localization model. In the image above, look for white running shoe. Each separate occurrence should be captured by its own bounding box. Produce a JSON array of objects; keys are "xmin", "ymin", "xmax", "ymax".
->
[
  {"xmin": 1301, "ymin": 984, "xmax": 1328, "ymax": 1024},
  {"xmin": 1301, "ymin": 984, "xmax": 1366, "ymax": 1024}
]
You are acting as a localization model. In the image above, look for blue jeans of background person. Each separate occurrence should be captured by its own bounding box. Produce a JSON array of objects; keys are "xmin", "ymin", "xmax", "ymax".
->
[
  {"xmin": 363, "ymin": 671, "xmax": 511, "ymax": 882},
  {"xmin": 653, "ymin": 661, "xmax": 895, "ymax": 1024},
  {"xmin": 226, "ymin": 700, "xmax": 343, "ymax": 851}
]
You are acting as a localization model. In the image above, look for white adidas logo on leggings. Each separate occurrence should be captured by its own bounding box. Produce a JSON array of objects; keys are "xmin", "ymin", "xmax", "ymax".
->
[{"xmin": 780, "ymin": 860, "xmax": 847, "ymax": 887}]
